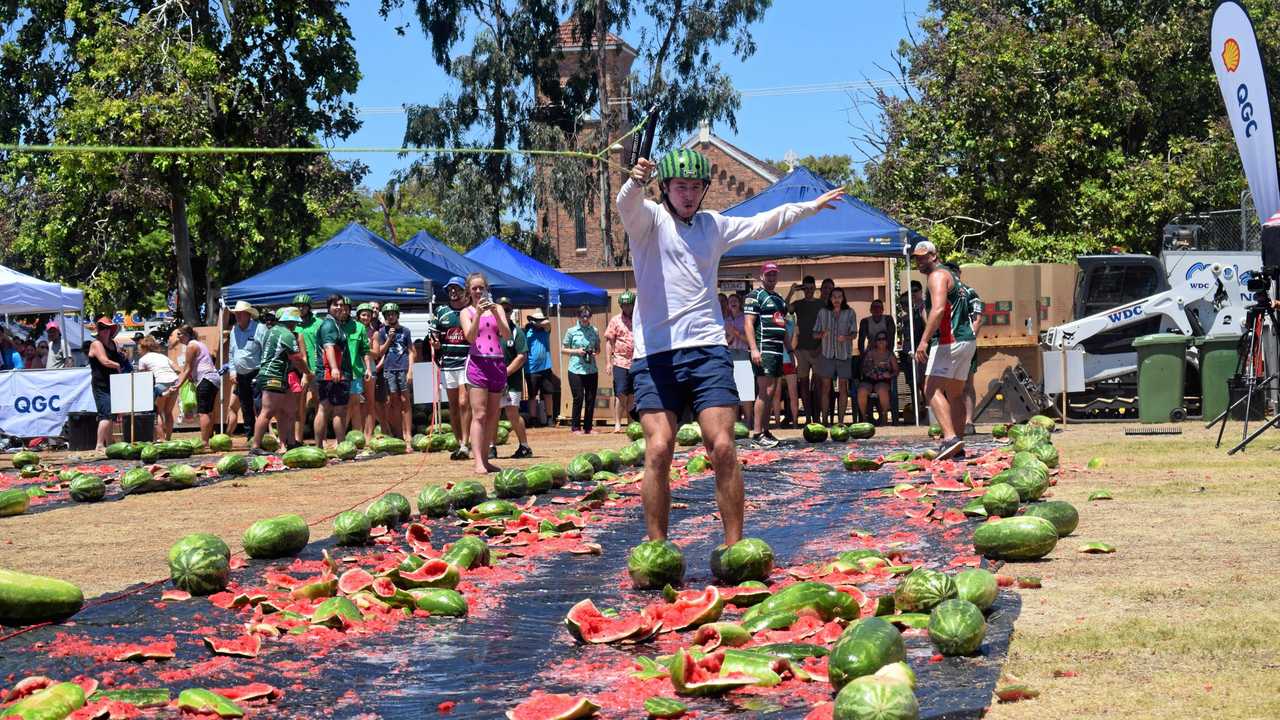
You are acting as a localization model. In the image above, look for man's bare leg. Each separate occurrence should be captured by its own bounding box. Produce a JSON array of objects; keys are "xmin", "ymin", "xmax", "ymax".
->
[
  {"xmin": 639, "ymin": 410, "xmax": 678, "ymax": 541},
  {"xmin": 697, "ymin": 405, "xmax": 743, "ymax": 546},
  {"xmin": 753, "ymin": 376, "xmax": 777, "ymax": 436}
]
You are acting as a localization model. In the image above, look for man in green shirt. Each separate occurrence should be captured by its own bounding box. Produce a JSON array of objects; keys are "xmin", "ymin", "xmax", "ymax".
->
[
  {"xmin": 432, "ymin": 276, "xmax": 472, "ymax": 458},
  {"xmin": 913, "ymin": 241, "xmax": 975, "ymax": 460},
  {"xmin": 491, "ymin": 298, "xmax": 533, "ymax": 459},
  {"xmin": 292, "ymin": 293, "xmax": 323, "ymax": 443},
  {"xmin": 254, "ymin": 306, "xmax": 311, "ymax": 451},
  {"xmin": 314, "ymin": 295, "xmax": 368, "ymax": 448},
  {"xmin": 745, "ymin": 262, "xmax": 788, "ymax": 448}
]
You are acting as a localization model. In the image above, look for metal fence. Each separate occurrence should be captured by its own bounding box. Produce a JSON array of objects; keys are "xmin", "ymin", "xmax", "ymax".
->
[{"xmin": 1164, "ymin": 190, "xmax": 1262, "ymax": 252}]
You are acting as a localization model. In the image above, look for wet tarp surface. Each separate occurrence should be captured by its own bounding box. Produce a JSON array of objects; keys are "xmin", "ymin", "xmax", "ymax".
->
[{"xmin": 0, "ymin": 437, "xmax": 1022, "ymax": 719}]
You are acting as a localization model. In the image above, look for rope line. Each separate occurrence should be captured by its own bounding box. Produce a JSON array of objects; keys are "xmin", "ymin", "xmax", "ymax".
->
[{"xmin": 0, "ymin": 144, "xmax": 601, "ymax": 160}]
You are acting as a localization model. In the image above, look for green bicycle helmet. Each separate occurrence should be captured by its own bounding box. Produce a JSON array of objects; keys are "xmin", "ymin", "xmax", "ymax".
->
[
  {"xmin": 382, "ymin": 302, "xmax": 400, "ymax": 314},
  {"xmin": 658, "ymin": 148, "xmax": 711, "ymax": 183},
  {"xmin": 618, "ymin": 291, "xmax": 636, "ymax": 305}
]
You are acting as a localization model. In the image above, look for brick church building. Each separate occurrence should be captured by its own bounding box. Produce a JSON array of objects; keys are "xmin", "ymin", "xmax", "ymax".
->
[{"xmin": 536, "ymin": 21, "xmax": 782, "ymax": 272}]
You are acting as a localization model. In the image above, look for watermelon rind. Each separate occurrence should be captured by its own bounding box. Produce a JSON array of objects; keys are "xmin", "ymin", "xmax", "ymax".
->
[
  {"xmin": 506, "ymin": 693, "xmax": 600, "ymax": 720},
  {"xmin": 177, "ymin": 688, "xmax": 245, "ymax": 718},
  {"xmin": 448, "ymin": 480, "xmax": 488, "ymax": 510},
  {"xmin": 441, "ymin": 535, "xmax": 490, "ymax": 569},
  {"xmin": 208, "ymin": 434, "xmax": 234, "ymax": 452},
  {"xmin": 169, "ymin": 547, "xmax": 230, "ymax": 596},
  {"xmin": 643, "ymin": 696, "xmax": 688, "ymax": 718},
  {"xmin": 1023, "ymin": 501, "xmax": 1079, "ymax": 537},
  {"xmin": 0, "ymin": 569, "xmax": 84, "ymax": 625},
  {"xmin": 669, "ymin": 648, "xmax": 756, "ymax": 697},
  {"xmin": 675, "ymin": 423, "xmax": 701, "ymax": 446},
  {"xmin": 2, "ymin": 682, "xmax": 86, "ymax": 720},
  {"xmin": 312, "ymin": 596, "xmax": 363, "ymax": 628},
  {"xmin": 89, "ymin": 688, "xmax": 171, "ymax": 707},
  {"xmin": 460, "ymin": 499, "xmax": 520, "ymax": 521},
  {"xmin": 709, "ymin": 538, "xmax": 774, "ymax": 584},
  {"xmin": 740, "ymin": 581, "xmax": 859, "ymax": 627},
  {"xmin": 628, "ymin": 540, "xmax": 685, "ymax": 589},
  {"xmin": 928, "ymin": 599, "xmax": 987, "ymax": 656},
  {"xmin": 409, "ymin": 588, "xmax": 468, "ymax": 616},
  {"xmin": 981, "ymin": 483, "xmax": 1020, "ymax": 518},
  {"xmin": 167, "ymin": 533, "xmax": 231, "ymax": 565},
  {"xmin": 833, "ymin": 675, "xmax": 919, "ymax": 720},
  {"xmin": 892, "ymin": 569, "xmax": 956, "ymax": 613},
  {"xmin": 564, "ymin": 598, "xmax": 657, "ymax": 644},
  {"xmin": 242, "ymin": 514, "xmax": 310, "ymax": 559},
  {"xmin": 417, "ymin": 485, "xmax": 452, "ymax": 517},
  {"xmin": 828, "ymin": 616, "xmax": 906, "ymax": 690},
  {"xmin": 953, "ymin": 569, "xmax": 998, "ymax": 611},
  {"xmin": 733, "ymin": 421, "xmax": 749, "ymax": 439},
  {"xmin": 972, "ymin": 516, "xmax": 1059, "ymax": 561},
  {"xmin": 68, "ymin": 475, "xmax": 106, "ymax": 502}
]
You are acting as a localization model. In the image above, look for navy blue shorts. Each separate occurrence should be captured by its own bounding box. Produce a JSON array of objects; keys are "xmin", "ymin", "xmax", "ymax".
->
[
  {"xmin": 631, "ymin": 345, "xmax": 740, "ymax": 415},
  {"xmin": 612, "ymin": 366, "xmax": 634, "ymax": 396}
]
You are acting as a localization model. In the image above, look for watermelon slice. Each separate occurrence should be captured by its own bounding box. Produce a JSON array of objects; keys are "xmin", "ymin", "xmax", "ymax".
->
[
  {"xmin": 113, "ymin": 641, "xmax": 176, "ymax": 662},
  {"xmin": 396, "ymin": 559, "xmax": 460, "ymax": 590},
  {"xmin": 160, "ymin": 589, "xmax": 192, "ymax": 602},
  {"xmin": 3, "ymin": 675, "xmax": 53, "ymax": 702},
  {"xmin": 669, "ymin": 648, "xmax": 758, "ymax": 697},
  {"xmin": 564, "ymin": 599, "xmax": 660, "ymax": 644},
  {"xmin": 212, "ymin": 683, "xmax": 279, "ymax": 703},
  {"xmin": 646, "ymin": 586, "xmax": 723, "ymax": 632},
  {"xmin": 337, "ymin": 568, "xmax": 375, "ymax": 595},
  {"xmin": 691, "ymin": 622, "xmax": 750, "ymax": 650},
  {"xmin": 203, "ymin": 635, "xmax": 262, "ymax": 658},
  {"xmin": 506, "ymin": 692, "xmax": 600, "ymax": 720},
  {"xmin": 405, "ymin": 523, "xmax": 434, "ymax": 553}
]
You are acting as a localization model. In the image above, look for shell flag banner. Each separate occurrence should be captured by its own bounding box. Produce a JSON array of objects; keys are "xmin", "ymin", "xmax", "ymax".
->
[{"xmin": 1211, "ymin": 1, "xmax": 1278, "ymax": 225}]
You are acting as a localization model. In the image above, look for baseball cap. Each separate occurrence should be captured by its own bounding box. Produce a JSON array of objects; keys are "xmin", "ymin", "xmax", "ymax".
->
[
  {"xmin": 45, "ymin": 321, "xmax": 60, "ymax": 331},
  {"xmin": 446, "ymin": 276, "xmax": 466, "ymax": 290},
  {"xmin": 761, "ymin": 262, "xmax": 780, "ymax": 275},
  {"xmin": 911, "ymin": 240, "xmax": 937, "ymax": 257}
]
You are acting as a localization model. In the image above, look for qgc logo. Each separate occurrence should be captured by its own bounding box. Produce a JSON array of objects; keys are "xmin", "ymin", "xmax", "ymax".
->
[{"xmin": 13, "ymin": 395, "xmax": 61, "ymax": 413}]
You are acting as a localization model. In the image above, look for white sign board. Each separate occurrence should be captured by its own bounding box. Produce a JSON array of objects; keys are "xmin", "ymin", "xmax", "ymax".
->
[
  {"xmin": 1041, "ymin": 350, "xmax": 1086, "ymax": 395},
  {"xmin": 0, "ymin": 368, "xmax": 94, "ymax": 436},
  {"xmin": 411, "ymin": 362, "xmax": 438, "ymax": 405},
  {"xmin": 110, "ymin": 372, "xmax": 155, "ymax": 414},
  {"xmin": 733, "ymin": 360, "xmax": 756, "ymax": 402}
]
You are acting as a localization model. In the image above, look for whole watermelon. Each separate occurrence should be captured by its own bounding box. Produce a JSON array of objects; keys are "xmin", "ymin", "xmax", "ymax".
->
[
  {"xmin": 208, "ymin": 434, "xmax": 233, "ymax": 452},
  {"xmin": 494, "ymin": 426, "xmax": 510, "ymax": 445},
  {"xmin": 596, "ymin": 449, "xmax": 622, "ymax": 473},
  {"xmin": 167, "ymin": 533, "xmax": 231, "ymax": 566},
  {"xmin": 427, "ymin": 433, "xmax": 451, "ymax": 452},
  {"xmin": 618, "ymin": 444, "xmax": 642, "ymax": 467},
  {"xmin": 105, "ymin": 442, "xmax": 131, "ymax": 460},
  {"xmin": 846, "ymin": 422, "xmax": 876, "ymax": 440},
  {"xmin": 981, "ymin": 483, "xmax": 1021, "ymax": 518},
  {"xmin": 494, "ymin": 469, "xmax": 528, "ymax": 499},
  {"xmin": 627, "ymin": 540, "xmax": 685, "ymax": 589},
  {"xmin": 334, "ymin": 441, "xmax": 359, "ymax": 460},
  {"xmin": 69, "ymin": 475, "xmax": 106, "ymax": 503},
  {"xmin": 928, "ymin": 599, "xmax": 986, "ymax": 655},
  {"xmin": 833, "ymin": 675, "xmax": 919, "ymax": 720},
  {"xmin": 829, "ymin": 424, "xmax": 850, "ymax": 442},
  {"xmin": 567, "ymin": 455, "xmax": 595, "ymax": 483},
  {"xmin": 1005, "ymin": 467, "xmax": 1049, "ymax": 502},
  {"xmin": 524, "ymin": 467, "xmax": 554, "ymax": 494},
  {"xmin": 803, "ymin": 423, "xmax": 829, "ymax": 442},
  {"xmin": 953, "ymin": 569, "xmax": 998, "ymax": 611},
  {"xmin": 169, "ymin": 547, "xmax": 230, "ymax": 596},
  {"xmin": 11, "ymin": 450, "xmax": 39, "ymax": 469},
  {"xmin": 242, "ymin": 514, "xmax": 310, "ymax": 559},
  {"xmin": 121, "ymin": 467, "xmax": 162, "ymax": 495},
  {"xmin": 893, "ymin": 569, "xmax": 956, "ymax": 613},
  {"xmin": 333, "ymin": 510, "xmax": 371, "ymax": 545},
  {"xmin": 366, "ymin": 496, "xmax": 401, "ymax": 529},
  {"xmin": 626, "ymin": 421, "xmax": 644, "ymax": 440},
  {"xmin": 1027, "ymin": 414, "xmax": 1056, "ymax": 432},
  {"xmin": 828, "ymin": 617, "xmax": 906, "ymax": 690},
  {"xmin": 370, "ymin": 436, "xmax": 407, "ymax": 455},
  {"xmin": 410, "ymin": 434, "xmax": 431, "ymax": 452},
  {"xmin": 1023, "ymin": 500, "xmax": 1079, "ymax": 537},
  {"xmin": 259, "ymin": 433, "xmax": 280, "ymax": 452},
  {"xmin": 675, "ymin": 423, "xmax": 701, "ymax": 447},
  {"xmin": 927, "ymin": 423, "xmax": 943, "ymax": 439},
  {"xmin": 167, "ymin": 464, "xmax": 199, "ymax": 488},
  {"xmin": 140, "ymin": 444, "xmax": 161, "ymax": 464},
  {"xmin": 345, "ymin": 430, "xmax": 366, "ymax": 449},
  {"xmin": 710, "ymin": 538, "xmax": 775, "ymax": 584},
  {"xmin": 972, "ymin": 516, "xmax": 1058, "ymax": 560},
  {"xmin": 215, "ymin": 453, "xmax": 248, "ymax": 476},
  {"xmin": 282, "ymin": 446, "xmax": 326, "ymax": 469},
  {"xmin": 448, "ymin": 480, "xmax": 488, "ymax": 510},
  {"xmin": 1030, "ymin": 443, "xmax": 1059, "ymax": 468},
  {"xmin": 733, "ymin": 421, "xmax": 749, "ymax": 439},
  {"xmin": 417, "ymin": 486, "xmax": 452, "ymax": 517}
]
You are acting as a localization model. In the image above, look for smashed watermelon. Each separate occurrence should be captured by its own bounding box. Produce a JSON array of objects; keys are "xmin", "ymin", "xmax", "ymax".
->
[
  {"xmin": 506, "ymin": 692, "xmax": 600, "ymax": 720},
  {"xmin": 646, "ymin": 586, "xmax": 724, "ymax": 631},
  {"xmin": 564, "ymin": 599, "xmax": 660, "ymax": 644}
]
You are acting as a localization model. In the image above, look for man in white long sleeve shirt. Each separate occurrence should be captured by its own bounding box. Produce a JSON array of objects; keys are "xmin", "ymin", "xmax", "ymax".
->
[{"xmin": 617, "ymin": 148, "xmax": 844, "ymax": 575}]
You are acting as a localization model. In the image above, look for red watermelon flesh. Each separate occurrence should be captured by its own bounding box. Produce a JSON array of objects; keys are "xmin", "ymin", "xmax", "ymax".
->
[
  {"xmin": 212, "ymin": 683, "xmax": 279, "ymax": 702},
  {"xmin": 368, "ymin": 526, "xmax": 389, "ymax": 538},
  {"xmin": 203, "ymin": 635, "xmax": 262, "ymax": 658},
  {"xmin": 506, "ymin": 692, "xmax": 600, "ymax": 720},
  {"xmin": 646, "ymin": 586, "xmax": 723, "ymax": 632},
  {"xmin": 71, "ymin": 676, "xmax": 99, "ymax": 698},
  {"xmin": 337, "ymin": 568, "xmax": 375, "ymax": 595},
  {"xmin": 564, "ymin": 599, "xmax": 659, "ymax": 644},
  {"xmin": 113, "ymin": 641, "xmax": 176, "ymax": 662},
  {"xmin": 372, "ymin": 577, "xmax": 398, "ymax": 599},
  {"xmin": 399, "ymin": 560, "xmax": 453, "ymax": 584},
  {"xmin": 803, "ymin": 701, "xmax": 834, "ymax": 720},
  {"xmin": 4, "ymin": 676, "xmax": 53, "ymax": 702},
  {"xmin": 405, "ymin": 523, "xmax": 433, "ymax": 552}
]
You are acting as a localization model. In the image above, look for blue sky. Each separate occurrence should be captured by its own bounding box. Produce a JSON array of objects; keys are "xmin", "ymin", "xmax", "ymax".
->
[{"xmin": 341, "ymin": 1, "xmax": 931, "ymax": 188}]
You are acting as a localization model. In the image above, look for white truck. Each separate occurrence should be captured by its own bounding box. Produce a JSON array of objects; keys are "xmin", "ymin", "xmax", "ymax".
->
[{"xmin": 1040, "ymin": 249, "xmax": 1263, "ymax": 418}]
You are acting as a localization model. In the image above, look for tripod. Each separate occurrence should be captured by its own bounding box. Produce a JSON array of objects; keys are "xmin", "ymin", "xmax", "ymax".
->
[{"xmin": 1210, "ymin": 297, "xmax": 1280, "ymax": 452}]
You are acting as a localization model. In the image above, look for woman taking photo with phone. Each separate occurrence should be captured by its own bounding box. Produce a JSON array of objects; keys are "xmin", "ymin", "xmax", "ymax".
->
[
  {"xmin": 562, "ymin": 305, "xmax": 601, "ymax": 434},
  {"xmin": 460, "ymin": 272, "xmax": 511, "ymax": 475}
]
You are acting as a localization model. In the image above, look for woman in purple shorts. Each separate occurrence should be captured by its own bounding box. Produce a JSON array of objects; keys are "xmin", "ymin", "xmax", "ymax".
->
[{"xmin": 460, "ymin": 272, "xmax": 511, "ymax": 474}]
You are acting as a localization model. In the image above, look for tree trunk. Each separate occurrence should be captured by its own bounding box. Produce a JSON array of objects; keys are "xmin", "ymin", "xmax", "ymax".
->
[{"xmin": 168, "ymin": 170, "xmax": 199, "ymax": 323}]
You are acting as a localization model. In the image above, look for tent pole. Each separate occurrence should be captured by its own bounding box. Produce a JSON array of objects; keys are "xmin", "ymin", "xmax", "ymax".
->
[
  {"xmin": 904, "ymin": 254, "xmax": 920, "ymax": 427},
  {"xmin": 555, "ymin": 303, "xmax": 563, "ymax": 428},
  {"xmin": 429, "ymin": 294, "xmax": 440, "ymax": 430},
  {"xmin": 218, "ymin": 300, "xmax": 226, "ymax": 436}
]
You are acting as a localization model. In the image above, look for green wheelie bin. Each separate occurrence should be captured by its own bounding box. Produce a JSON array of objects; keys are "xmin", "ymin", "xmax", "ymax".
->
[
  {"xmin": 1132, "ymin": 333, "xmax": 1192, "ymax": 423},
  {"xmin": 1195, "ymin": 334, "xmax": 1241, "ymax": 423}
]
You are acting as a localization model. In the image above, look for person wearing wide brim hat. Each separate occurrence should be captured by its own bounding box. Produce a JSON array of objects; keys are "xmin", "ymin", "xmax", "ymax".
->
[
  {"xmin": 522, "ymin": 307, "xmax": 560, "ymax": 429},
  {"xmin": 252, "ymin": 306, "xmax": 312, "ymax": 452},
  {"xmin": 228, "ymin": 299, "xmax": 268, "ymax": 444},
  {"xmin": 87, "ymin": 316, "xmax": 127, "ymax": 451}
]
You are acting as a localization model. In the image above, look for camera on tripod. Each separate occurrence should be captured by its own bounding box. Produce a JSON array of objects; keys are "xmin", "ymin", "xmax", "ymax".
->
[{"xmin": 1247, "ymin": 268, "xmax": 1277, "ymax": 304}]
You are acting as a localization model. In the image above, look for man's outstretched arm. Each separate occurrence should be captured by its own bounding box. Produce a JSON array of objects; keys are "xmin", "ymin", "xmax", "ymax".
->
[{"xmin": 717, "ymin": 186, "xmax": 846, "ymax": 249}]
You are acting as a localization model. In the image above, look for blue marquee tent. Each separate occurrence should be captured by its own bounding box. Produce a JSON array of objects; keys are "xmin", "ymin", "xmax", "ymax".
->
[
  {"xmin": 223, "ymin": 223, "xmax": 440, "ymax": 306},
  {"xmin": 401, "ymin": 230, "xmax": 546, "ymax": 306},
  {"xmin": 466, "ymin": 236, "xmax": 608, "ymax": 307},
  {"xmin": 720, "ymin": 166, "xmax": 920, "ymax": 260}
]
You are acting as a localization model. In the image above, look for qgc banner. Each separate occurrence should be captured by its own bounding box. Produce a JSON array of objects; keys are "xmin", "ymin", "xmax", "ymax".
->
[
  {"xmin": 1211, "ymin": 1, "xmax": 1279, "ymax": 225},
  {"xmin": 0, "ymin": 368, "xmax": 94, "ymax": 437}
]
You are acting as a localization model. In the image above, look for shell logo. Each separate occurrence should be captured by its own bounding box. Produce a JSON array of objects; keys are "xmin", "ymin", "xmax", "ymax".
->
[{"xmin": 1223, "ymin": 38, "xmax": 1241, "ymax": 72}]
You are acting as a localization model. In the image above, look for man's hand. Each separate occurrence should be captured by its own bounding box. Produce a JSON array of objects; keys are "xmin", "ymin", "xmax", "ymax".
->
[
  {"xmin": 814, "ymin": 186, "xmax": 846, "ymax": 211},
  {"xmin": 751, "ymin": 351, "xmax": 762, "ymax": 366},
  {"xmin": 915, "ymin": 343, "xmax": 929, "ymax": 364},
  {"xmin": 630, "ymin": 158, "xmax": 656, "ymax": 184}
]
